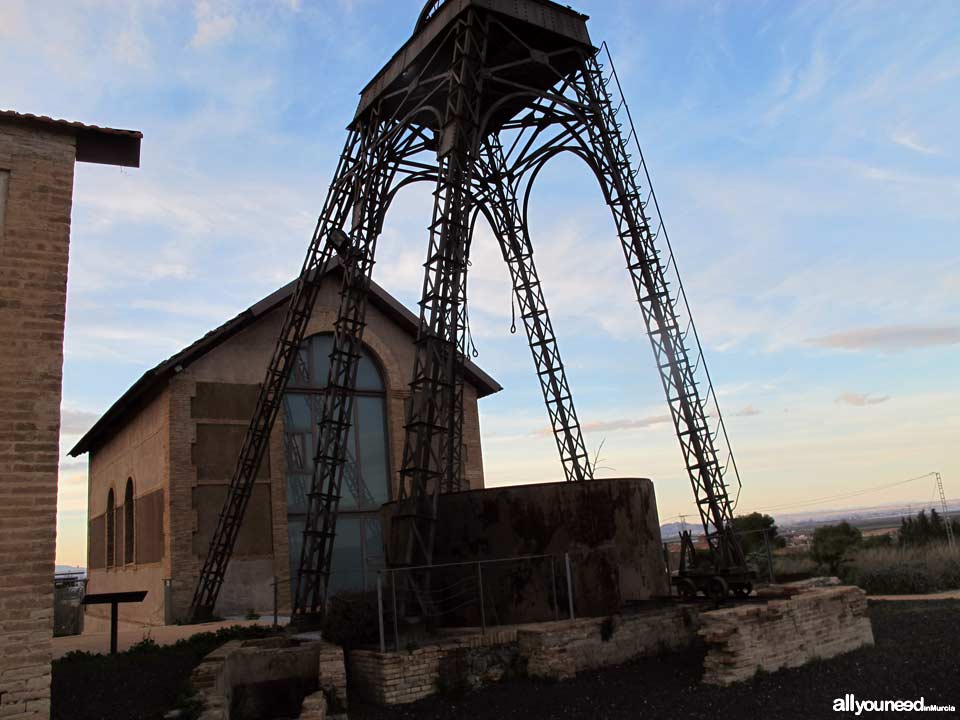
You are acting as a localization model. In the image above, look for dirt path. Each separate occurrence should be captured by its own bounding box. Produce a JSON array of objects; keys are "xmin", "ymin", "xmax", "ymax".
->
[{"xmin": 868, "ymin": 589, "xmax": 960, "ymax": 601}]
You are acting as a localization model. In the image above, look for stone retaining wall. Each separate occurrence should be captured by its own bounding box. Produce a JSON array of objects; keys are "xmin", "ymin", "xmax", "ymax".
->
[
  {"xmin": 348, "ymin": 606, "xmax": 698, "ymax": 704},
  {"xmin": 698, "ymin": 585, "xmax": 874, "ymax": 685},
  {"xmin": 518, "ymin": 606, "xmax": 698, "ymax": 681},
  {"xmin": 191, "ymin": 637, "xmax": 346, "ymax": 719},
  {"xmin": 348, "ymin": 630, "xmax": 519, "ymax": 705}
]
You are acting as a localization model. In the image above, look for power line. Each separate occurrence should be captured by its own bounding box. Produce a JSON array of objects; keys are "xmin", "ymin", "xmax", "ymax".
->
[
  {"xmin": 661, "ymin": 471, "xmax": 957, "ymax": 535},
  {"xmin": 748, "ymin": 471, "xmax": 938, "ymax": 514},
  {"xmin": 664, "ymin": 471, "xmax": 941, "ymax": 522}
]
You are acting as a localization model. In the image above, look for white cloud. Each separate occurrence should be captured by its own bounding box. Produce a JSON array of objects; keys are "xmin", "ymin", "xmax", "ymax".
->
[
  {"xmin": 60, "ymin": 407, "xmax": 101, "ymax": 436},
  {"xmin": 892, "ymin": 132, "xmax": 940, "ymax": 156},
  {"xmin": 809, "ymin": 324, "xmax": 960, "ymax": 352},
  {"xmin": 836, "ymin": 392, "xmax": 890, "ymax": 407},
  {"xmin": 191, "ymin": 0, "xmax": 237, "ymax": 48}
]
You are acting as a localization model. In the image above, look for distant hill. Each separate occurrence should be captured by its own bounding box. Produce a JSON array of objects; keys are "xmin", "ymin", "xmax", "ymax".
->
[
  {"xmin": 659, "ymin": 497, "xmax": 959, "ymax": 540},
  {"xmin": 55, "ymin": 565, "xmax": 86, "ymax": 577}
]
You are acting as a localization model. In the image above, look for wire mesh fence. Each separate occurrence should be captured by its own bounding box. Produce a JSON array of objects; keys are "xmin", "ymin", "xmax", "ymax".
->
[{"xmin": 374, "ymin": 551, "xmax": 608, "ymax": 653}]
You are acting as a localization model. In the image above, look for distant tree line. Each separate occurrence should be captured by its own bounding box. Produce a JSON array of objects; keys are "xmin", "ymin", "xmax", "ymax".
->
[
  {"xmin": 898, "ymin": 509, "xmax": 960, "ymax": 547},
  {"xmin": 808, "ymin": 509, "xmax": 959, "ymax": 575}
]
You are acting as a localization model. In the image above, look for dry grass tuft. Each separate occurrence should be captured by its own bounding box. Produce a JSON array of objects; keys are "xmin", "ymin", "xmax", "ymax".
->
[{"xmin": 842, "ymin": 543, "xmax": 960, "ymax": 594}]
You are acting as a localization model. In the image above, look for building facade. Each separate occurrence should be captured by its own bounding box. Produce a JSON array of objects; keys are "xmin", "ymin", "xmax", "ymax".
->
[
  {"xmin": 0, "ymin": 111, "xmax": 140, "ymax": 720},
  {"xmin": 71, "ymin": 270, "xmax": 500, "ymax": 628}
]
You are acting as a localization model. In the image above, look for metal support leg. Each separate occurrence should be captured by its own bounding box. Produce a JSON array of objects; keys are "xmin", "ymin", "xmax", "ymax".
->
[
  {"xmin": 479, "ymin": 137, "xmax": 593, "ymax": 483},
  {"xmin": 572, "ymin": 56, "xmax": 745, "ymax": 572},
  {"xmin": 377, "ymin": 573, "xmax": 386, "ymax": 653},
  {"xmin": 396, "ymin": 11, "xmax": 490, "ymax": 612},
  {"xmin": 110, "ymin": 602, "xmax": 119, "ymax": 655},
  {"xmin": 189, "ymin": 127, "xmax": 367, "ymax": 623}
]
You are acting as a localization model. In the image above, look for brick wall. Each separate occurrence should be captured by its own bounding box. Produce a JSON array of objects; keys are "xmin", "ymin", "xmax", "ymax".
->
[
  {"xmin": 698, "ymin": 585, "xmax": 874, "ymax": 685},
  {"xmin": 347, "ymin": 608, "xmax": 697, "ymax": 705},
  {"xmin": 85, "ymin": 388, "xmax": 171, "ymax": 629},
  {"xmin": 0, "ymin": 123, "xmax": 76, "ymax": 719},
  {"xmin": 348, "ymin": 630, "xmax": 519, "ymax": 705}
]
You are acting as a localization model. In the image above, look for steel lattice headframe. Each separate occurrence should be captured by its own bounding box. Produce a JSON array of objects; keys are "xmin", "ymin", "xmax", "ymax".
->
[{"xmin": 189, "ymin": 0, "xmax": 748, "ymax": 625}]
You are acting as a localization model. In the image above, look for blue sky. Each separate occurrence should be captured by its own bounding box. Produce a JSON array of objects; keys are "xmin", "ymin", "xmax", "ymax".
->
[{"xmin": 2, "ymin": 0, "xmax": 958, "ymax": 566}]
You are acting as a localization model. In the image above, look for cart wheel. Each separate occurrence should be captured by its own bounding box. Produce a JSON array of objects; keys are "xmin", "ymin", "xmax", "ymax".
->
[
  {"xmin": 733, "ymin": 582, "xmax": 753, "ymax": 598},
  {"xmin": 705, "ymin": 576, "xmax": 729, "ymax": 602},
  {"xmin": 676, "ymin": 578, "xmax": 698, "ymax": 600}
]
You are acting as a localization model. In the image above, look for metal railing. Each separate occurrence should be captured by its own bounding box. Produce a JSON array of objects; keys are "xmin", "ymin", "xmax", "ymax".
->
[{"xmin": 374, "ymin": 551, "xmax": 584, "ymax": 653}]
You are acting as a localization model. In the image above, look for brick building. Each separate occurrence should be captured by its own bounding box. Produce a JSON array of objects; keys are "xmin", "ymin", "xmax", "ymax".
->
[
  {"xmin": 0, "ymin": 111, "xmax": 140, "ymax": 719},
  {"xmin": 70, "ymin": 269, "xmax": 501, "ymax": 628}
]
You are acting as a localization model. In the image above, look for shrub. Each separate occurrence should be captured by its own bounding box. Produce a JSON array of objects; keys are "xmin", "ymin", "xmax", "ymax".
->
[
  {"xmin": 860, "ymin": 534, "xmax": 894, "ymax": 549},
  {"xmin": 321, "ymin": 591, "xmax": 380, "ymax": 649},
  {"xmin": 842, "ymin": 543, "xmax": 960, "ymax": 594},
  {"xmin": 811, "ymin": 522, "xmax": 862, "ymax": 574},
  {"xmin": 732, "ymin": 512, "xmax": 786, "ymax": 556},
  {"xmin": 772, "ymin": 552, "xmax": 819, "ymax": 581}
]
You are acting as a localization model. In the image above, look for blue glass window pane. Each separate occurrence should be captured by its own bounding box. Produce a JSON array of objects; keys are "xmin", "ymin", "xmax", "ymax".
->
[
  {"xmin": 286, "ymin": 474, "xmax": 311, "ymax": 515},
  {"xmin": 363, "ymin": 517, "xmax": 385, "ymax": 589},
  {"xmin": 356, "ymin": 397, "xmax": 390, "ymax": 505},
  {"xmin": 291, "ymin": 346, "xmax": 311, "ymax": 386},
  {"xmin": 328, "ymin": 516, "xmax": 364, "ymax": 595},
  {"xmin": 355, "ymin": 352, "xmax": 384, "ymax": 391},
  {"xmin": 287, "ymin": 516, "xmax": 305, "ymax": 598},
  {"xmin": 283, "ymin": 394, "xmax": 313, "ymax": 431},
  {"xmin": 310, "ymin": 335, "xmax": 333, "ymax": 389},
  {"xmin": 284, "ymin": 333, "xmax": 390, "ymax": 597}
]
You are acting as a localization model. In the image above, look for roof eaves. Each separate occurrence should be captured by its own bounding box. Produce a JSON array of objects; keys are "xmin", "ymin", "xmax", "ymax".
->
[
  {"xmin": 69, "ymin": 267, "xmax": 502, "ymax": 455},
  {"xmin": 0, "ymin": 110, "xmax": 142, "ymax": 167}
]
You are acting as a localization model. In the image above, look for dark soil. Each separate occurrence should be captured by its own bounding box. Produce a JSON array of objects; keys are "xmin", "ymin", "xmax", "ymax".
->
[
  {"xmin": 51, "ymin": 625, "xmax": 279, "ymax": 720},
  {"xmin": 352, "ymin": 600, "xmax": 960, "ymax": 720},
  {"xmin": 51, "ymin": 602, "xmax": 958, "ymax": 720}
]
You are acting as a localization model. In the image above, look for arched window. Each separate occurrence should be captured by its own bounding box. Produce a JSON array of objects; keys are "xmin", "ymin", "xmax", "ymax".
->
[
  {"xmin": 282, "ymin": 334, "xmax": 390, "ymax": 596},
  {"xmin": 124, "ymin": 478, "xmax": 135, "ymax": 565},
  {"xmin": 106, "ymin": 488, "xmax": 115, "ymax": 568}
]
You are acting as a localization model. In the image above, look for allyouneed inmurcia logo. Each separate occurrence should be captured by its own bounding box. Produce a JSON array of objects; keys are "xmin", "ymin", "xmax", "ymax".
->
[{"xmin": 834, "ymin": 694, "xmax": 957, "ymax": 714}]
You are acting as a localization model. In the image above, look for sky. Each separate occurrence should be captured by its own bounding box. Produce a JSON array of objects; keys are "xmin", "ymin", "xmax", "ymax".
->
[{"xmin": 1, "ymin": 0, "xmax": 958, "ymax": 567}]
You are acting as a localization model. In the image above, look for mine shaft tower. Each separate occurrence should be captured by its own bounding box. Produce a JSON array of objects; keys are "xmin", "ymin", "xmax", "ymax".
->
[{"xmin": 189, "ymin": 0, "xmax": 750, "ymax": 624}]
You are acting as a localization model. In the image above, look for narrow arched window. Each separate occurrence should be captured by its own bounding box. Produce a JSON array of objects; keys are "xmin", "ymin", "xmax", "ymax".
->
[
  {"xmin": 124, "ymin": 478, "xmax": 135, "ymax": 565},
  {"xmin": 106, "ymin": 488, "xmax": 115, "ymax": 568},
  {"xmin": 283, "ymin": 333, "xmax": 390, "ymax": 596}
]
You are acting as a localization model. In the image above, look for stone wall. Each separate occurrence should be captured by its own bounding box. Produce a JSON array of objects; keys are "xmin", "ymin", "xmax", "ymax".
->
[
  {"xmin": 698, "ymin": 585, "xmax": 874, "ymax": 685},
  {"xmin": 348, "ymin": 607, "xmax": 697, "ymax": 705},
  {"xmin": 191, "ymin": 636, "xmax": 346, "ymax": 720},
  {"xmin": 348, "ymin": 630, "xmax": 519, "ymax": 705},
  {"xmin": 0, "ymin": 123, "xmax": 76, "ymax": 719},
  {"xmin": 519, "ymin": 607, "xmax": 698, "ymax": 681}
]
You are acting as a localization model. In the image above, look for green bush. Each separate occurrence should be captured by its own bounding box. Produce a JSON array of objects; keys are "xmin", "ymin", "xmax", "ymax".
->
[
  {"xmin": 732, "ymin": 512, "xmax": 786, "ymax": 556},
  {"xmin": 811, "ymin": 522, "xmax": 862, "ymax": 574},
  {"xmin": 842, "ymin": 543, "xmax": 960, "ymax": 594}
]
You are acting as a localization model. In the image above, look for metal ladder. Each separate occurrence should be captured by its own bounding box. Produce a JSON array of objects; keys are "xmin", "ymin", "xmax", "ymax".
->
[{"xmin": 578, "ymin": 45, "xmax": 745, "ymax": 569}]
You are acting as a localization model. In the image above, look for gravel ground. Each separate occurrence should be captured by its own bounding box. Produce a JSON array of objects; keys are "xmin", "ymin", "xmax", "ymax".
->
[{"xmin": 351, "ymin": 600, "xmax": 960, "ymax": 720}]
